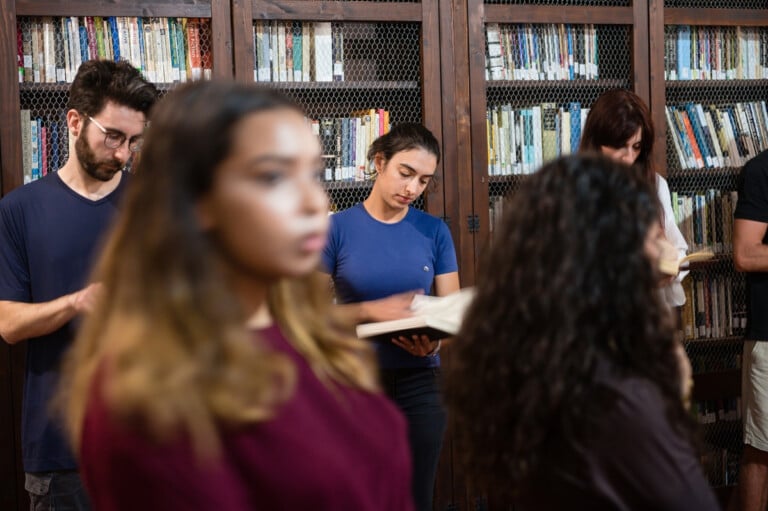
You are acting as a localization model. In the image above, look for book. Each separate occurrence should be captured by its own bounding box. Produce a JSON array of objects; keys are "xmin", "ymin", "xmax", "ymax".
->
[
  {"xmin": 355, "ymin": 287, "xmax": 475, "ymax": 343},
  {"xmin": 659, "ymin": 249, "xmax": 715, "ymax": 276}
]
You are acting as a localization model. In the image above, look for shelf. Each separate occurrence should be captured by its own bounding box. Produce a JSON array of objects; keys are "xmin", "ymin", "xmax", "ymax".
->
[
  {"xmin": 483, "ymin": 5, "xmax": 634, "ymax": 25},
  {"xmin": 666, "ymin": 79, "xmax": 768, "ymax": 90},
  {"xmin": 251, "ymin": 1, "xmax": 422, "ymax": 22},
  {"xmin": 664, "ymin": 8, "xmax": 768, "ymax": 27},
  {"xmin": 487, "ymin": 174, "xmax": 532, "ymax": 184},
  {"xmin": 259, "ymin": 81, "xmax": 419, "ymax": 91},
  {"xmin": 486, "ymin": 78, "xmax": 627, "ymax": 90},
  {"xmin": 324, "ymin": 180, "xmax": 373, "ymax": 192},
  {"xmin": 16, "ymin": 1, "xmax": 212, "ymax": 17},
  {"xmin": 19, "ymin": 82, "xmax": 179, "ymax": 93},
  {"xmin": 666, "ymin": 166, "xmax": 740, "ymax": 179},
  {"xmin": 684, "ymin": 335, "xmax": 742, "ymax": 346}
]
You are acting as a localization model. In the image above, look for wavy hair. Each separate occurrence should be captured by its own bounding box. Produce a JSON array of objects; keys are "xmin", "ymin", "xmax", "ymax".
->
[
  {"xmin": 56, "ymin": 81, "xmax": 378, "ymax": 457},
  {"xmin": 444, "ymin": 154, "xmax": 694, "ymax": 497},
  {"xmin": 579, "ymin": 88, "xmax": 656, "ymax": 184},
  {"xmin": 68, "ymin": 59, "xmax": 158, "ymax": 117}
]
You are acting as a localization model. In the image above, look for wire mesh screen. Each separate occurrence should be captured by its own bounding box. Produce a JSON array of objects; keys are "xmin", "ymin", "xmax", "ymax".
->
[
  {"xmin": 16, "ymin": 15, "xmax": 213, "ymax": 183},
  {"xmin": 663, "ymin": 22, "xmax": 762, "ymax": 490},
  {"xmin": 665, "ymin": 0, "xmax": 764, "ymax": 8},
  {"xmin": 252, "ymin": 21, "xmax": 423, "ymax": 212},
  {"xmin": 484, "ymin": 23, "xmax": 632, "ymax": 233}
]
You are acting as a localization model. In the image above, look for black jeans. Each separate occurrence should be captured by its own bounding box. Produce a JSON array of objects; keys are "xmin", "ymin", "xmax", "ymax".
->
[
  {"xmin": 380, "ymin": 367, "xmax": 447, "ymax": 511},
  {"xmin": 25, "ymin": 471, "xmax": 91, "ymax": 511}
]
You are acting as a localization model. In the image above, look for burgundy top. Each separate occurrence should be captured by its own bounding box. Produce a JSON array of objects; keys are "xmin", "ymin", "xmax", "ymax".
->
[{"xmin": 80, "ymin": 324, "xmax": 414, "ymax": 511}]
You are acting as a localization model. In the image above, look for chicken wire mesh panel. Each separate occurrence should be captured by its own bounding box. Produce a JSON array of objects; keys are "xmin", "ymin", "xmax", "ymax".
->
[
  {"xmin": 253, "ymin": 22, "xmax": 423, "ymax": 212},
  {"xmin": 485, "ymin": 23, "xmax": 632, "ymax": 232},
  {"xmin": 685, "ymin": 339, "xmax": 743, "ymax": 487},
  {"xmin": 662, "ymin": 23, "xmax": 765, "ymax": 490},
  {"xmin": 16, "ymin": 15, "xmax": 214, "ymax": 183}
]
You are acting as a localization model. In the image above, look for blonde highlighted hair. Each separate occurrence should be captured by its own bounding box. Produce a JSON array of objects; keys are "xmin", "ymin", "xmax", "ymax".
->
[{"xmin": 55, "ymin": 81, "xmax": 378, "ymax": 456}]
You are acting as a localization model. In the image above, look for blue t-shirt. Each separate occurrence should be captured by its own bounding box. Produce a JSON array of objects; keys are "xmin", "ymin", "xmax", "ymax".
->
[
  {"xmin": 0, "ymin": 171, "xmax": 129, "ymax": 472},
  {"xmin": 322, "ymin": 203, "xmax": 458, "ymax": 369}
]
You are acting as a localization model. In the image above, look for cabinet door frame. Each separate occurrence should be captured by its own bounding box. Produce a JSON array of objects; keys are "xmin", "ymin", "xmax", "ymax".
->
[{"xmin": 460, "ymin": 0, "xmax": 650, "ymax": 284}]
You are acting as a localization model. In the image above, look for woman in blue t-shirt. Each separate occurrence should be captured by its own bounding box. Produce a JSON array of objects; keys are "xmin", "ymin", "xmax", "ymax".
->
[{"xmin": 321, "ymin": 123, "xmax": 460, "ymax": 511}]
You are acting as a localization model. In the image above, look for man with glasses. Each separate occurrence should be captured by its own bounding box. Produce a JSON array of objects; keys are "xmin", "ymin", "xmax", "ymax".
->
[{"xmin": 0, "ymin": 59, "xmax": 157, "ymax": 510}]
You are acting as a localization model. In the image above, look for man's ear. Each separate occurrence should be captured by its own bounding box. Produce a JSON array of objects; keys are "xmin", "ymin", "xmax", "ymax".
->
[{"xmin": 66, "ymin": 109, "xmax": 83, "ymax": 138}]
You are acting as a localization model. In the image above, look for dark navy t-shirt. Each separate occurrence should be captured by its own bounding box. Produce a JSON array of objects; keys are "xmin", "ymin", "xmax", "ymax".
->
[
  {"xmin": 735, "ymin": 149, "xmax": 768, "ymax": 340},
  {"xmin": 0, "ymin": 171, "xmax": 129, "ymax": 472},
  {"xmin": 322, "ymin": 204, "xmax": 458, "ymax": 369}
]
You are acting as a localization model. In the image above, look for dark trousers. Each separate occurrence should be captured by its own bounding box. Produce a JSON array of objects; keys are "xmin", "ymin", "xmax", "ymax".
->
[
  {"xmin": 25, "ymin": 471, "xmax": 91, "ymax": 511},
  {"xmin": 381, "ymin": 367, "xmax": 447, "ymax": 511}
]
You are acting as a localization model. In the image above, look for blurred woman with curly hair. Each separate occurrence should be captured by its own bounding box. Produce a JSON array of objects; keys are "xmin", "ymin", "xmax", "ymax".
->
[{"xmin": 445, "ymin": 154, "xmax": 718, "ymax": 510}]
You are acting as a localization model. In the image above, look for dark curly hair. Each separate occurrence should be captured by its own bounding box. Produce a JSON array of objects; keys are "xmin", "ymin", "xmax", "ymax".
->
[{"xmin": 444, "ymin": 154, "xmax": 694, "ymax": 498}]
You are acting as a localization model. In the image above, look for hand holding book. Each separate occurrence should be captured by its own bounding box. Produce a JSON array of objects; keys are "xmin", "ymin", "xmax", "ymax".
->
[
  {"xmin": 659, "ymin": 248, "xmax": 715, "ymax": 276},
  {"xmin": 356, "ymin": 288, "xmax": 475, "ymax": 343}
]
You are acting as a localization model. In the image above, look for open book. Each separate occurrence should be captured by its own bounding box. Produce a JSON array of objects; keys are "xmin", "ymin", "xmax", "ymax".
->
[
  {"xmin": 659, "ymin": 250, "xmax": 715, "ymax": 276},
  {"xmin": 356, "ymin": 287, "xmax": 475, "ymax": 342}
]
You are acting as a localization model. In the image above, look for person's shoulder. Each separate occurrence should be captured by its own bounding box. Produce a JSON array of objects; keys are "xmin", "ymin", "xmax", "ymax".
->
[
  {"xmin": 743, "ymin": 149, "xmax": 768, "ymax": 174},
  {"xmin": 329, "ymin": 203, "xmax": 366, "ymax": 226},
  {"xmin": 0, "ymin": 174, "xmax": 57, "ymax": 211},
  {"xmin": 405, "ymin": 207, "xmax": 447, "ymax": 228}
]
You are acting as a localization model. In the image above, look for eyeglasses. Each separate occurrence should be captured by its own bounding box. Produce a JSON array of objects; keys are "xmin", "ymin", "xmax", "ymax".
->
[{"xmin": 86, "ymin": 115, "xmax": 144, "ymax": 153}]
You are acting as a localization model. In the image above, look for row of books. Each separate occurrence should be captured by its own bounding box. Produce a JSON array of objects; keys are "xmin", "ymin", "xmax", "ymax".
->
[
  {"xmin": 666, "ymin": 102, "xmax": 768, "ymax": 170},
  {"xmin": 18, "ymin": 108, "xmax": 390, "ymax": 185},
  {"xmin": 670, "ymin": 189, "xmax": 737, "ymax": 253},
  {"xmin": 681, "ymin": 274, "xmax": 746, "ymax": 341},
  {"xmin": 252, "ymin": 21, "xmax": 344, "ymax": 83},
  {"xmin": 312, "ymin": 109, "xmax": 390, "ymax": 182},
  {"xmin": 20, "ymin": 112, "xmax": 65, "ymax": 184},
  {"xmin": 485, "ymin": 23, "xmax": 600, "ymax": 81},
  {"xmin": 665, "ymin": 25, "xmax": 768, "ymax": 81},
  {"xmin": 16, "ymin": 16, "xmax": 212, "ymax": 84},
  {"xmin": 486, "ymin": 102, "xmax": 589, "ymax": 175},
  {"xmin": 694, "ymin": 399, "xmax": 741, "ymax": 425}
]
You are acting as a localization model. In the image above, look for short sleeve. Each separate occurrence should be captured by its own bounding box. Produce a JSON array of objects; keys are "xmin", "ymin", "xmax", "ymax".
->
[
  {"xmin": 320, "ymin": 216, "xmax": 338, "ymax": 275},
  {"xmin": 433, "ymin": 220, "xmax": 458, "ymax": 276},
  {"xmin": 0, "ymin": 199, "xmax": 31, "ymax": 302},
  {"xmin": 735, "ymin": 152, "xmax": 768, "ymax": 223}
]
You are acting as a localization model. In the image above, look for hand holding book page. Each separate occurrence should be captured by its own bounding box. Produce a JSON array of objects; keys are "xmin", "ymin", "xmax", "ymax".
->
[
  {"xmin": 659, "ymin": 250, "xmax": 715, "ymax": 275},
  {"xmin": 356, "ymin": 287, "xmax": 476, "ymax": 343}
]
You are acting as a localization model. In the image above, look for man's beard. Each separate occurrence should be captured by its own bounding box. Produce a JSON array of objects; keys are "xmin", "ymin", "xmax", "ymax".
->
[{"xmin": 75, "ymin": 133, "xmax": 125, "ymax": 182}]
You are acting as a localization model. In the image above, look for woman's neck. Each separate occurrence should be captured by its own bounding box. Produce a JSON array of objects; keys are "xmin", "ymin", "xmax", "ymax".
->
[{"xmin": 363, "ymin": 194, "xmax": 408, "ymax": 224}]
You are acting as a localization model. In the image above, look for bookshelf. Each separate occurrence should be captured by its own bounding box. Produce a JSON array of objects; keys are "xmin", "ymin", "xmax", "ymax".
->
[
  {"xmin": 649, "ymin": 0, "xmax": 768, "ymax": 503},
  {"xmin": 231, "ymin": 0, "xmax": 446, "ymax": 218},
  {"xmin": 462, "ymin": 0, "xmax": 650, "ymax": 284}
]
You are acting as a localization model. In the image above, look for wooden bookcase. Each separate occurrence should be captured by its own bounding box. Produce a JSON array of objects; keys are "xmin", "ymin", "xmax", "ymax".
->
[
  {"xmin": 648, "ymin": 0, "xmax": 768, "ymax": 501},
  {"xmin": 230, "ymin": 0, "xmax": 451, "ymax": 240},
  {"xmin": 459, "ymin": 0, "xmax": 650, "ymax": 285}
]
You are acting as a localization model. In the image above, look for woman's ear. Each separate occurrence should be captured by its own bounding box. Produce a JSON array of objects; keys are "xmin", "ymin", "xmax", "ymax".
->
[{"xmin": 373, "ymin": 153, "xmax": 386, "ymax": 174}]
